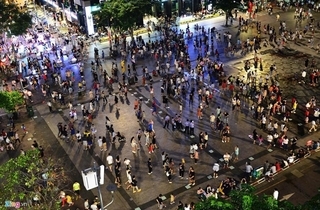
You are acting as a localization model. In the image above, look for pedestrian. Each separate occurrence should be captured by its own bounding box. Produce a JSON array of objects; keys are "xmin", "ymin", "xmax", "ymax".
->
[
  {"xmin": 21, "ymin": 124, "xmax": 27, "ymax": 136},
  {"xmin": 245, "ymin": 162, "xmax": 253, "ymax": 182},
  {"xmin": 97, "ymin": 136, "xmax": 103, "ymax": 151},
  {"xmin": 252, "ymin": 129, "xmax": 258, "ymax": 144},
  {"xmin": 156, "ymin": 194, "xmax": 166, "ymax": 209},
  {"xmin": 188, "ymin": 166, "xmax": 195, "ymax": 186},
  {"xmin": 170, "ymin": 194, "xmax": 175, "ymax": 205},
  {"xmin": 165, "ymin": 166, "xmax": 172, "ymax": 183},
  {"xmin": 234, "ymin": 145, "xmax": 239, "ymax": 161},
  {"xmin": 84, "ymin": 198, "xmax": 89, "ymax": 210},
  {"xmin": 212, "ymin": 162, "xmax": 220, "ymax": 178},
  {"xmin": 125, "ymin": 170, "xmax": 132, "ymax": 190},
  {"xmin": 258, "ymin": 134, "xmax": 264, "ymax": 146},
  {"xmin": 73, "ymin": 181, "xmax": 80, "ymax": 195},
  {"xmin": 131, "ymin": 137, "xmax": 138, "ymax": 153},
  {"xmin": 194, "ymin": 149, "xmax": 199, "ymax": 164},
  {"xmin": 179, "ymin": 162, "xmax": 185, "ymax": 179},
  {"xmin": 14, "ymin": 132, "xmax": 21, "ymax": 144},
  {"xmin": 137, "ymin": 129, "xmax": 142, "ymax": 143},
  {"xmin": 131, "ymin": 175, "xmax": 142, "ymax": 193},
  {"xmin": 309, "ymin": 120, "xmax": 317, "ymax": 133},
  {"xmin": 115, "ymin": 165, "xmax": 121, "ymax": 188},
  {"xmin": 124, "ymin": 158, "xmax": 131, "ymax": 170},
  {"xmin": 47, "ymin": 100, "xmax": 53, "ymax": 112},
  {"xmin": 106, "ymin": 153, "xmax": 114, "ymax": 172},
  {"xmin": 223, "ymin": 152, "xmax": 231, "ymax": 168},
  {"xmin": 273, "ymin": 188, "xmax": 279, "ymax": 200},
  {"xmin": 163, "ymin": 114, "xmax": 170, "ymax": 129},
  {"xmin": 147, "ymin": 158, "xmax": 153, "ymax": 175},
  {"xmin": 102, "ymin": 136, "xmax": 107, "ymax": 151},
  {"xmin": 144, "ymin": 130, "xmax": 150, "ymax": 146}
]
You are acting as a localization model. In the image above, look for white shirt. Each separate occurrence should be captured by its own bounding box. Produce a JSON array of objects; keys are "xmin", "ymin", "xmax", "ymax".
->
[
  {"xmin": 107, "ymin": 155, "xmax": 114, "ymax": 165},
  {"xmin": 273, "ymin": 190, "xmax": 279, "ymax": 200},
  {"xmin": 213, "ymin": 163, "xmax": 219, "ymax": 172},
  {"xmin": 90, "ymin": 204, "xmax": 98, "ymax": 210},
  {"xmin": 270, "ymin": 165, "xmax": 277, "ymax": 174},
  {"xmin": 210, "ymin": 115, "xmax": 216, "ymax": 123}
]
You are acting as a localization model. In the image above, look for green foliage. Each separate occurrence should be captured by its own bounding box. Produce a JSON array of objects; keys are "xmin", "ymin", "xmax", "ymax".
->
[
  {"xmin": 195, "ymin": 184, "xmax": 305, "ymax": 210},
  {"xmin": 301, "ymin": 191, "xmax": 320, "ymax": 210},
  {"xmin": 195, "ymin": 197, "xmax": 234, "ymax": 210},
  {"xmin": 0, "ymin": 91, "xmax": 24, "ymax": 112},
  {"xmin": 93, "ymin": 0, "xmax": 152, "ymax": 32},
  {"xmin": 0, "ymin": 149, "xmax": 71, "ymax": 209},
  {"xmin": 0, "ymin": 0, "xmax": 32, "ymax": 36}
]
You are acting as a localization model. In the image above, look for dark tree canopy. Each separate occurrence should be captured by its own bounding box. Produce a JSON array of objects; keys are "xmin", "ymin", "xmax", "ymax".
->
[
  {"xmin": 0, "ymin": 149, "xmax": 71, "ymax": 209},
  {"xmin": 93, "ymin": 0, "xmax": 152, "ymax": 32},
  {"xmin": 215, "ymin": 0, "xmax": 241, "ymax": 13},
  {"xmin": 0, "ymin": 0, "xmax": 32, "ymax": 36},
  {"xmin": 214, "ymin": 0, "xmax": 241, "ymax": 26},
  {"xmin": 0, "ymin": 91, "xmax": 24, "ymax": 112},
  {"xmin": 195, "ymin": 184, "xmax": 319, "ymax": 210}
]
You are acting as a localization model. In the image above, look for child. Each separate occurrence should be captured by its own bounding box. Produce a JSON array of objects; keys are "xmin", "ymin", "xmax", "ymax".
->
[
  {"xmin": 258, "ymin": 135, "xmax": 264, "ymax": 146},
  {"xmin": 148, "ymin": 143, "xmax": 154, "ymax": 154},
  {"xmin": 21, "ymin": 124, "xmax": 27, "ymax": 136}
]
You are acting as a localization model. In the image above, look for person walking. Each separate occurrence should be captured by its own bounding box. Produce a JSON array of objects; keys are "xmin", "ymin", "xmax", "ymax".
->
[
  {"xmin": 73, "ymin": 181, "xmax": 80, "ymax": 195},
  {"xmin": 179, "ymin": 162, "xmax": 185, "ymax": 179},
  {"xmin": 47, "ymin": 100, "xmax": 53, "ymax": 112},
  {"xmin": 131, "ymin": 175, "xmax": 142, "ymax": 193},
  {"xmin": 188, "ymin": 166, "xmax": 195, "ymax": 186},
  {"xmin": 106, "ymin": 153, "xmax": 114, "ymax": 172},
  {"xmin": 273, "ymin": 188, "xmax": 279, "ymax": 200},
  {"xmin": 212, "ymin": 162, "xmax": 220, "ymax": 178},
  {"xmin": 234, "ymin": 145, "xmax": 239, "ymax": 161},
  {"xmin": 245, "ymin": 162, "xmax": 254, "ymax": 182},
  {"xmin": 147, "ymin": 158, "xmax": 153, "ymax": 175},
  {"xmin": 194, "ymin": 149, "xmax": 199, "ymax": 164},
  {"xmin": 131, "ymin": 137, "xmax": 138, "ymax": 153}
]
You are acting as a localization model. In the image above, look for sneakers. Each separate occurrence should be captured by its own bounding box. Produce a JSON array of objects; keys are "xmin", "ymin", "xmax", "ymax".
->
[
  {"xmin": 148, "ymin": 172, "xmax": 152, "ymax": 175},
  {"xmin": 137, "ymin": 189, "xmax": 141, "ymax": 192},
  {"xmin": 133, "ymin": 190, "xmax": 136, "ymax": 193}
]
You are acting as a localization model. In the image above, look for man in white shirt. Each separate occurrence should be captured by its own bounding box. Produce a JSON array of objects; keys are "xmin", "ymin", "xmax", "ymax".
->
[
  {"xmin": 212, "ymin": 162, "xmax": 220, "ymax": 178},
  {"xmin": 302, "ymin": 70, "xmax": 306, "ymax": 83},
  {"xmin": 106, "ymin": 153, "xmax": 114, "ymax": 172},
  {"xmin": 245, "ymin": 162, "xmax": 253, "ymax": 181},
  {"xmin": 273, "ymin": 188, "xmax": 279, "ymax": 200},
  {"xmin": 90, "ymin": 202, "xmax": 98, "ymax": 210}
]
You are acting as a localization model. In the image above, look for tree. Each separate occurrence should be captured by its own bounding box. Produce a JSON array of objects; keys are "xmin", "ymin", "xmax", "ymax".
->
[
  {"xmin": 0, "ymin": 149, "xmax": 71, "ymax": 209},
  {"xmin": 94, "ymin": 0, "xmax": 152, "ymax": 35},
  {"xmin": 214, "ymin": 0, "xmax": 240, "ymax": 26},
  {"xmin": 0, "ymin": 0, "xmax": 32, "ymax": 36},
  {"xmin": 0, "ymin": 91, "xmax": 24, "ymax": 112},
  {"xmin": 195, "ymin": 184, "xmax": 300, "ymax": 210}
]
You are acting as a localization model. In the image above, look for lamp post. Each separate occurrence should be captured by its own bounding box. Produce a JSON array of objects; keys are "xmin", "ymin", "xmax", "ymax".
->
[{"xmin": 81, "ymin": 162, "xmax": 105, "ymax": 209}]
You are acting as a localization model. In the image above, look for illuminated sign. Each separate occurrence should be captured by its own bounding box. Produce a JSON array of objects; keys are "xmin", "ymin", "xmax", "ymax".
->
[{"xmin": 85, "ymin": 6, "xmax": 95, "ymax": 35}]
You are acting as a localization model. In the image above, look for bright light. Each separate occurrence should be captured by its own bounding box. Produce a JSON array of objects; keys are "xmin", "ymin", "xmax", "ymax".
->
[{"xmin": 43, "ymin": 0, "xmax": 59, "ymax": 8}]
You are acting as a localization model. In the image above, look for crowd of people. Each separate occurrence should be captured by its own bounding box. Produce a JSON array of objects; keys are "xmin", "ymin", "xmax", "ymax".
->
[{"xmin": 1, "ymin": 1, "xmax": 320, "ymax": 209}]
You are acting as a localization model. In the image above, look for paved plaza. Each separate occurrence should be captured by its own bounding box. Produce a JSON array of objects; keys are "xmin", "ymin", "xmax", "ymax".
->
[{"xmin": 1, "ymin": 6, "xmax": 320, "ymax": 210}]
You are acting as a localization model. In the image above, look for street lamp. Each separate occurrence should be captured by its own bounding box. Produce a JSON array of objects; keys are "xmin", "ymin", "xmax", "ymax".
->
[{"xmin": 82, "ymin": 162, "xmax": 105, "ymax": 209}]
